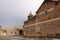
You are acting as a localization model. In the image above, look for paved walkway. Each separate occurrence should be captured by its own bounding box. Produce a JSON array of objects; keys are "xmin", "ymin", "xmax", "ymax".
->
[{"xmin": 0, "ymin": 36, "xmax": 60, "ymax": 40}]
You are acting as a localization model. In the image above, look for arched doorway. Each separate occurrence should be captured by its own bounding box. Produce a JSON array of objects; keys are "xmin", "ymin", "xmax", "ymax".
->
[{"xmin": 19, "ymin": 29, "xmax": 23, "ymax": 35}]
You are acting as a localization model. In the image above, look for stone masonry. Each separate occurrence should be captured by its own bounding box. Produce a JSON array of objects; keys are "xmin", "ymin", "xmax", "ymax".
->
[{"xmin": 23, "ymin": 0, "xmax": 60, "ymax": 37}]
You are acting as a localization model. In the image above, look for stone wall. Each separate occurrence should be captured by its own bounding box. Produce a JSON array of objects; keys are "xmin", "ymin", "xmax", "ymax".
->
[{"xmin": 23, "ymin": 0, "xmax": 60, "ymax": 37}]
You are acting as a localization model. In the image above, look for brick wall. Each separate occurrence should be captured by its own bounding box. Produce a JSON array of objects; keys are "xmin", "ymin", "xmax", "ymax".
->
[{"xmin": 23, "ymin": 1, "xmax": 60, "ymax": 37}]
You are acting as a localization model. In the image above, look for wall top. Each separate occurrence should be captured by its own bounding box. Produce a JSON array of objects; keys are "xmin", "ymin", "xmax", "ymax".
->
[{"xmin": 45, "ymin": 0, "xmax": 59, "ymax": 2}]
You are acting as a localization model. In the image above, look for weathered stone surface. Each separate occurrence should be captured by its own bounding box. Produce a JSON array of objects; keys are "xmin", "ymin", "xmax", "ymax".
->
[{"xmin": 23, "ymin": 0, "xmax": 60, "ymax": 37}]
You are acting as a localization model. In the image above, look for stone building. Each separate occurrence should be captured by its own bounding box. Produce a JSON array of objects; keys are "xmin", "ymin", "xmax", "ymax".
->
[
  {"xmin": 23, "ymin": 0, "xmax": 60, "ymax": 37},
  {"xmin": 0, "ymin": 28, "xmax": 7, "ymax": 36},
  {"xmin": 0, "ymin": 26, "xmax": 23, "ymax": 36}
]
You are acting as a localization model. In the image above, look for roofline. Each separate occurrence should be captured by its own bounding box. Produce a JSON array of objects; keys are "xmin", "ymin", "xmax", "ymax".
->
[{"xmin": 36, "ymin": 0, "xmax": 60, "ymax": 14}]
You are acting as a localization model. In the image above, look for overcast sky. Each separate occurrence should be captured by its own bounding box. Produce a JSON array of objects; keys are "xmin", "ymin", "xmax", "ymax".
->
[{"xmin": 0, "ymin": 0, "xmax": 44, "ymax": 27}]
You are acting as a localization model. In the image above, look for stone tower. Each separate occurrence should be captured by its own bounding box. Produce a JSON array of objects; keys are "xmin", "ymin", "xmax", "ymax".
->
[{"xmin": 28, "ymin": 12, "xmax": 33, "ymax": 20}]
